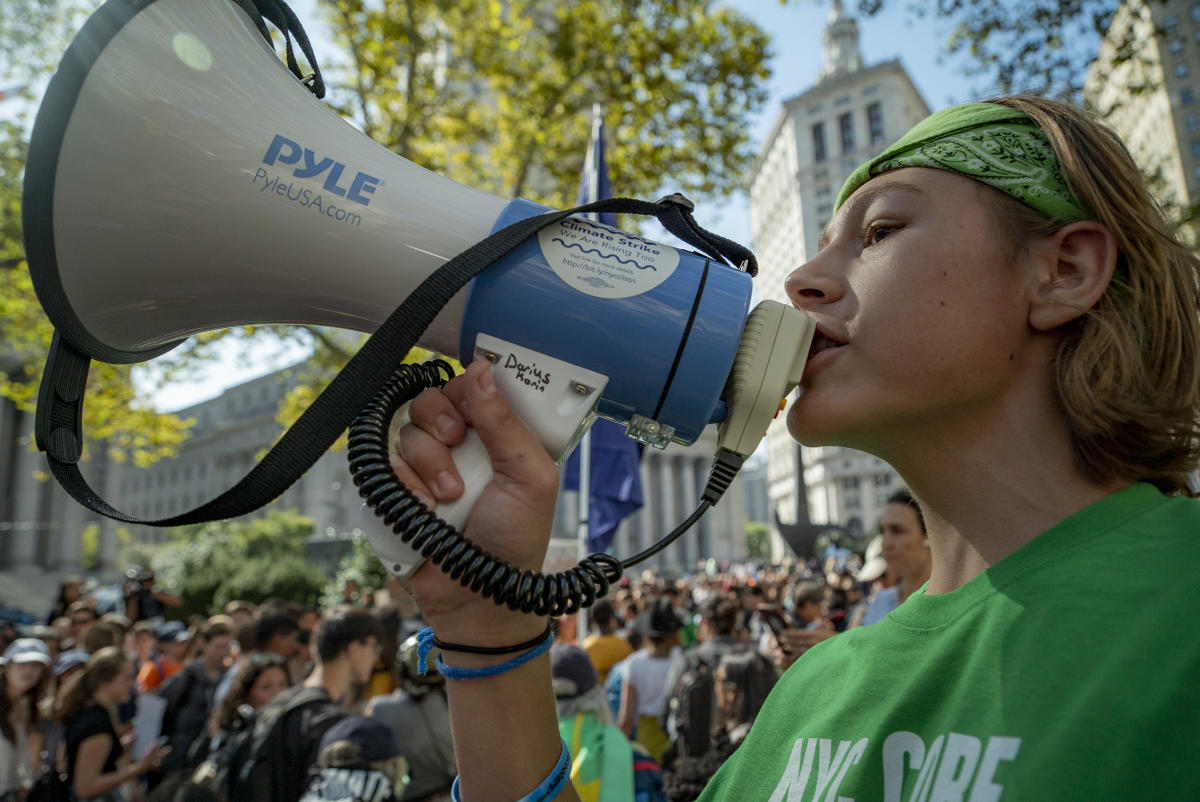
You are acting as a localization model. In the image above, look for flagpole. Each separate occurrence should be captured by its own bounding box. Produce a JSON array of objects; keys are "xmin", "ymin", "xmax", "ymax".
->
[
  {"xmin": 575, "ymin": 102, "xmax": 605, "ymax": 645},
  {"xmin": 576, "ymin": 430, "xmax": 591, "ymax": 643}
]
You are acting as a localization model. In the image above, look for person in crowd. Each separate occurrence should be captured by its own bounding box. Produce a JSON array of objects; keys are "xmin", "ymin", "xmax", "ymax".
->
[
  {"xmin": 56, "ymin": 647, "xmax": 169, "ymax": 801},
  {"xmin": 222, "ymin": 602, "xmax": 256, "ymax": 628},
  {"xmin": 390, "ymin": 94, "xmax": 1200, "ymax": 799},
  {"xmin": 659, "ymin": 593, "xmax": 744, "ymax": 756},
  {"xmin": 123, "ymin": 566, "xmax": 183, "ymax": 624},
  {"xmin": 662, "ymin": 649, "xmax": 776, "ymax": 802},
  {"xmin": 36, "ymin": 648, "xmax": 91, "ymax": 778},
  {"xmin": 80, "ymin": 621, "xmax": 120, "ymax": 658},
  {"xmin": 551, "ymin": 643, "xmax": 664, "ymax": 802},
  {"xmin": 213, "ymin": 610, "xmax": 301, "ymax": 709},
  {"xmin": 138, "ymin": 621, "xmax": 190, "ymax": 694},
  {"xmin": 128, "ymin": 621, "xmax": 159, "ymax": 677},
  {"xmin": 190, "ymin": 651, "xmax": 290, "ymax": 796},
  {"xmin": 1, "ymin": 639, "xmax": 52, "ymax": 797},
  {"xmin": 47, "ymin": 577, "xmax": 85, "ymax": 625},
  {"xmin": 207, "ymin": 652, "xmax": 290, "ymax": 747},
  {"xmin": 365, "ymin": 633, "xmax": 456, "ymax": 802},
  {"xmin": 764, "ymin": 581, "xmax": 837, "ymax": 670},
  {"xmin": 616, "ymin": 598, "xmax": 682, "ymax": 762},
  {"xmin": 300, "ymin": 716, "xmax": 409, "ymax": 802},
  {"xmin": 156, "ymin": 620, "xmax": 234, "ymax": 779},
  {"xmin": 269, "ymin": 607, "xmax": 382, "ymax": 802},
  {"xmin": 854, "ymin": 489, "xmax": 933, "ymax": 627},
  {"xmin": 581, "ymin": 600, "xmax": 633, "ymax": 685},
  {"xmin": 65, "ymin": 602, "xmax": 98, "ymax": 650}
]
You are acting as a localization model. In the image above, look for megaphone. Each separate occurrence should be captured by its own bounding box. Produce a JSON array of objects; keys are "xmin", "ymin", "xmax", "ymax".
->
[{"xmin": 26, "ymin": 0, "xmax": 815, "ymax": 605}]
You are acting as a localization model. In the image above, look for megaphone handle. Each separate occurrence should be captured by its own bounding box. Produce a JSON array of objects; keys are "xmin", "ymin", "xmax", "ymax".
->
[
  {"xmin": 364, "ymin": 335, "xmax": 608, "ymax": 579},
  {"xmin": 349, "ymin": 359, "xmax": 625, "ymax": 616}
]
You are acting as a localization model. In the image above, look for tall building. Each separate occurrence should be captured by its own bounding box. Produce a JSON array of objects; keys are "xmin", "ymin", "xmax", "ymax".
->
[
  {"xmin": 1085, "ymin": 0, "xmax": 1200, "ymax": 224},
  {"xmin": 744, "ymin": 0, "xmax": 928, "ymax": 558}
]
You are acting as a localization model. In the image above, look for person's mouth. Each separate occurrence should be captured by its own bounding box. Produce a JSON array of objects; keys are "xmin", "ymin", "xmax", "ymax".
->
[{"xmin": 803, "ymin": 324, "xmax": 848, "ymax": 377}]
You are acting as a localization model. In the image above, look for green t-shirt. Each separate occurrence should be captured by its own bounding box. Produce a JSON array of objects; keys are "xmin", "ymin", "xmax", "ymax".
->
[{"xmin": 699, "ymin": 484, "xmax": 1200, "ymax": 801}]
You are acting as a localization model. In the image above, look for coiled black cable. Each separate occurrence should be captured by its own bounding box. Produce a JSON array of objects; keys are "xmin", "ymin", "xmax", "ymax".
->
[{"xmin": 347, "ymin": 359, "xmax": 742, "ymax": 615}]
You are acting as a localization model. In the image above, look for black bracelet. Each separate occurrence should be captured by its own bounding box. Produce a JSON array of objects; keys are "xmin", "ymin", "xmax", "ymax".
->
[{"xmin": 432, "ymin": 620, "xmax": 553, "ymax": 655}]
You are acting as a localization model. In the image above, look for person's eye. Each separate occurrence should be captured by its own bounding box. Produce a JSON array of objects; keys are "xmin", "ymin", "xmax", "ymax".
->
[{"xmin": 864, "ymin": 222, "xmax": 901, "ymax": 246}]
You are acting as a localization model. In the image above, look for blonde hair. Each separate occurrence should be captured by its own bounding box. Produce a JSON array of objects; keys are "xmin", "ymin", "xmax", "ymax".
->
[{"xmin": 985, "ymin": 95, "xmax": 1200, "ymax": 496}]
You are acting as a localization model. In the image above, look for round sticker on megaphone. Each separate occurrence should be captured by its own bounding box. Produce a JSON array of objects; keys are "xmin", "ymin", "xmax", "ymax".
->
[{"xmin": 537, "ymin": 218, "xmax": 679, "ymax": 299}]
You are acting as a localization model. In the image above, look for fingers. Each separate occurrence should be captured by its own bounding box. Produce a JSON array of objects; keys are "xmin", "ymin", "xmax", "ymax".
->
[
  {"xmin": 458, "ymin": 360, "xmax": 558, "ymax": 500},
  {"xmin": 392, "ymin": 385, "xmax": 469, "ymax": 506}
]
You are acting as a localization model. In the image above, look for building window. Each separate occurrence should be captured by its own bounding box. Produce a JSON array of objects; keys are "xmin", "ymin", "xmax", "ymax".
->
[
  {"xmin": 835, "ymin": 94, "xmax": 851, "ymax": 106},
  {"xmin": 817, "ymin": 202, "xmax": 832, "ymax": 215},
  {"xmin": 1170, "ymin": 37, "xmax": 1185, "ymax": 53},
  {"xmin": 862, "ymin": 84, "xmax": 879, "ymax": 96},
  {"xmin": 816, "ymin": 184, "xmax": 832, "ymax": 197},
  {"xmin": 1165, "ymin": 14, "xmax": 1180, "ymax": 35},
  {"xmin": 873, "ymin": 473, "xmax": 891, "ymax": 487},
  {"xmin": 1191, "ymin": 3, "xmax": 1200, "ymax": 23},
  {"xmin": 1185, "ymin": 88, "xmax": 1196, "ymax": 105},
  {"xmin": 841, "ymin": 476, "xmax": 860, "ymax": 490},
  {"xmin": 1178, "ymin": 61, "xmax": 1191, "ymax": 78},
  {"xmin": 839, "ymin": 112, "xmax": 855, "ymax": 154},
  {"xmin": 809, "ymin": 103, "xmax": 823, "ymax": 115},
  {"xmin": 867, "ymin": 101, "xmax": 885, "ymax": 145},
  {"xmin": 1189, "ymin": 114, "xmax": 1199, "ymax": 132},
  {"xmin": 812, "ymin": 122, "xmax": 827, "ymax": 163},
  {"xmin": 1191, "ymin": 139, "xmax": 1200, "ymax": 158}
]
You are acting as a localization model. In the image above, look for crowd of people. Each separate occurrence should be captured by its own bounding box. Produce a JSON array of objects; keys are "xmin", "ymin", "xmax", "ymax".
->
[{"xmin": 0, "ymin": 489, "xmax": 928, "ymax": 802}]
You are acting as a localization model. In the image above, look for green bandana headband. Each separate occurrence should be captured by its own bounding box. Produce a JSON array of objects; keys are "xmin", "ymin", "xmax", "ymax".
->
[{"xmin": 835, "ymin": 102, "xmax": 1090, "ymax": 223}]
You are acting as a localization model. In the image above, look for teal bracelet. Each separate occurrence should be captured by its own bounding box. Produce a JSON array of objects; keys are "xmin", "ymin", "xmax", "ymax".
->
[
  {"xmin": 434, "ymin": 627, "xmax": 554, "ymax": 680},
  {"xmin": 450, "ymin": 738, "xmax": 571, "ymax": 802}
]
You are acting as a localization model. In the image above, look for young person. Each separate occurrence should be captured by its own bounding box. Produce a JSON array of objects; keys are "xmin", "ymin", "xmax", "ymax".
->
[
  {"xmin": 265, "ymin": 607, "xmax": 382, "ymax": 802},
  {"xmin": 390, "ymin": 95, "xmax": 1200, "ymax": 800},
  {"xmin": 857, "ymin": 489, "xmax": 932, "ymax": 627},
  {"xmin": 56, "ymin": 647, "xmax": 169, "ymax": 801},
  {"xmin": 0, "ymin": 639, "xmax": 51, "ymax": 797}
]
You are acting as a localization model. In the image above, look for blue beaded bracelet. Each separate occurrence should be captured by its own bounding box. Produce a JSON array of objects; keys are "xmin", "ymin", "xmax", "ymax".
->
[{"xmin": 450, "ymin": 738, "xmax": 571, "ymax": 802}]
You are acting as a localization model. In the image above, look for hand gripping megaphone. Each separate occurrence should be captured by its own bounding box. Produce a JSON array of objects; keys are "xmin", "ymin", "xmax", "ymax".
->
[{"xmin": 25, "ymin": 0, "xmax": 815, "ymax": 613}]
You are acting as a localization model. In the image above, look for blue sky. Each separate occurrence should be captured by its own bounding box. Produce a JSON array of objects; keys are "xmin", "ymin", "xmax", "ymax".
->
[{"xmin": 134, "ymin": 0, "xmax": 978, "ymax": 409}]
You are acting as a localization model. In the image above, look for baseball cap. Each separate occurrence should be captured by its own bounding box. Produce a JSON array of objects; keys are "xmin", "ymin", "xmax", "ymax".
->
[
  {"xmin": 156, "ymin": 620, "xmax": 189, "ymax": 643},
  {"xmin": 549, "ymin": 643, "xmax": 598, "ymax": 699},
  {"xmin": 319, "ymin": 716, "xmax": 403, "ymax": 767},
  {"xmin": 53, "ymin": 649, "xmax": 91, "ymax": 676},
  {"xmin": 3, "ymin": 638, "xmax": 52, "ymax": 666}
]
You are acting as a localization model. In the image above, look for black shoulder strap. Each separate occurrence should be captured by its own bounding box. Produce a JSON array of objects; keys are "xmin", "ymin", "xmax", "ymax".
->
[{"xmin": 36, "ymin": 196, "xmax": 754, "ymax": 527}]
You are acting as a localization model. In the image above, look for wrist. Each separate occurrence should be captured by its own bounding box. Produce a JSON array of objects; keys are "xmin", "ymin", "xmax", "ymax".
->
[{"xmin": 422, "ymin": 601, "xmax": 547, "ymax": 648}]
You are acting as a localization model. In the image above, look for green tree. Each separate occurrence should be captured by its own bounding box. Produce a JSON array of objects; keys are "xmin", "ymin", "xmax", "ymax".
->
[
  {"xmin": 745, "ymin": 519, "xmax": 769, "ymax": 559},
  {"xmin": 321, "ymin": 534, "xmax": 390, "ymax": 609},
  {"xmin": 321, "ymin": 0, "xmax": 772, "ymax": 208},
  {"xmin": 148, "ymin": 510, "xmax": 325, "ymax": 617}
]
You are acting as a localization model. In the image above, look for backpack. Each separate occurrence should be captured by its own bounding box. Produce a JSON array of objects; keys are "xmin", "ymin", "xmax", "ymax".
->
[
  {"xmin": 662, "ymin": 661, "xmax": 714, "ymax": 761},
  {"xmin": 219, "ymin": 687, "xmax": 333, "ymax": 802}
]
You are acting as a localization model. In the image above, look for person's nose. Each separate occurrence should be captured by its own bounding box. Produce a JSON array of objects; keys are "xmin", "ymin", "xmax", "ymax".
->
[{"xmin": 785, "ymin": 252, "xmax": 845, "ymax": 312}]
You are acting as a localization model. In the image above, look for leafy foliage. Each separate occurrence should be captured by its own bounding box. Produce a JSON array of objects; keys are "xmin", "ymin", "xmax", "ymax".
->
[
  {"xmin": 744, "ymin": 519, "xmax": 769, "ymax": 559},
  {"xmin": 320, "ymin": 0, "xmax": 772, "ymax": 208},
  {"xmin": 321, "ymin": 534, "xmax": 389, "ymax": 609},
  {"xmin": 149, "ymin": 510, "xmax": 326, "ymax": 617}
]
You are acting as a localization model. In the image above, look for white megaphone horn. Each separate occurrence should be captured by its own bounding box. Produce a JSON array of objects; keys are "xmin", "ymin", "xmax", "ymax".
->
[{"xmin": 26, "ymin": 0, "xmax": 815, "ymax": 607}]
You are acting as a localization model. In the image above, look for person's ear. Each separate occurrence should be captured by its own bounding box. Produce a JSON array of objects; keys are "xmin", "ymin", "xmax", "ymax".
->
[{"xmin": 1027, "ymin": 221, "xmax": 1118, "ymax": 331}]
